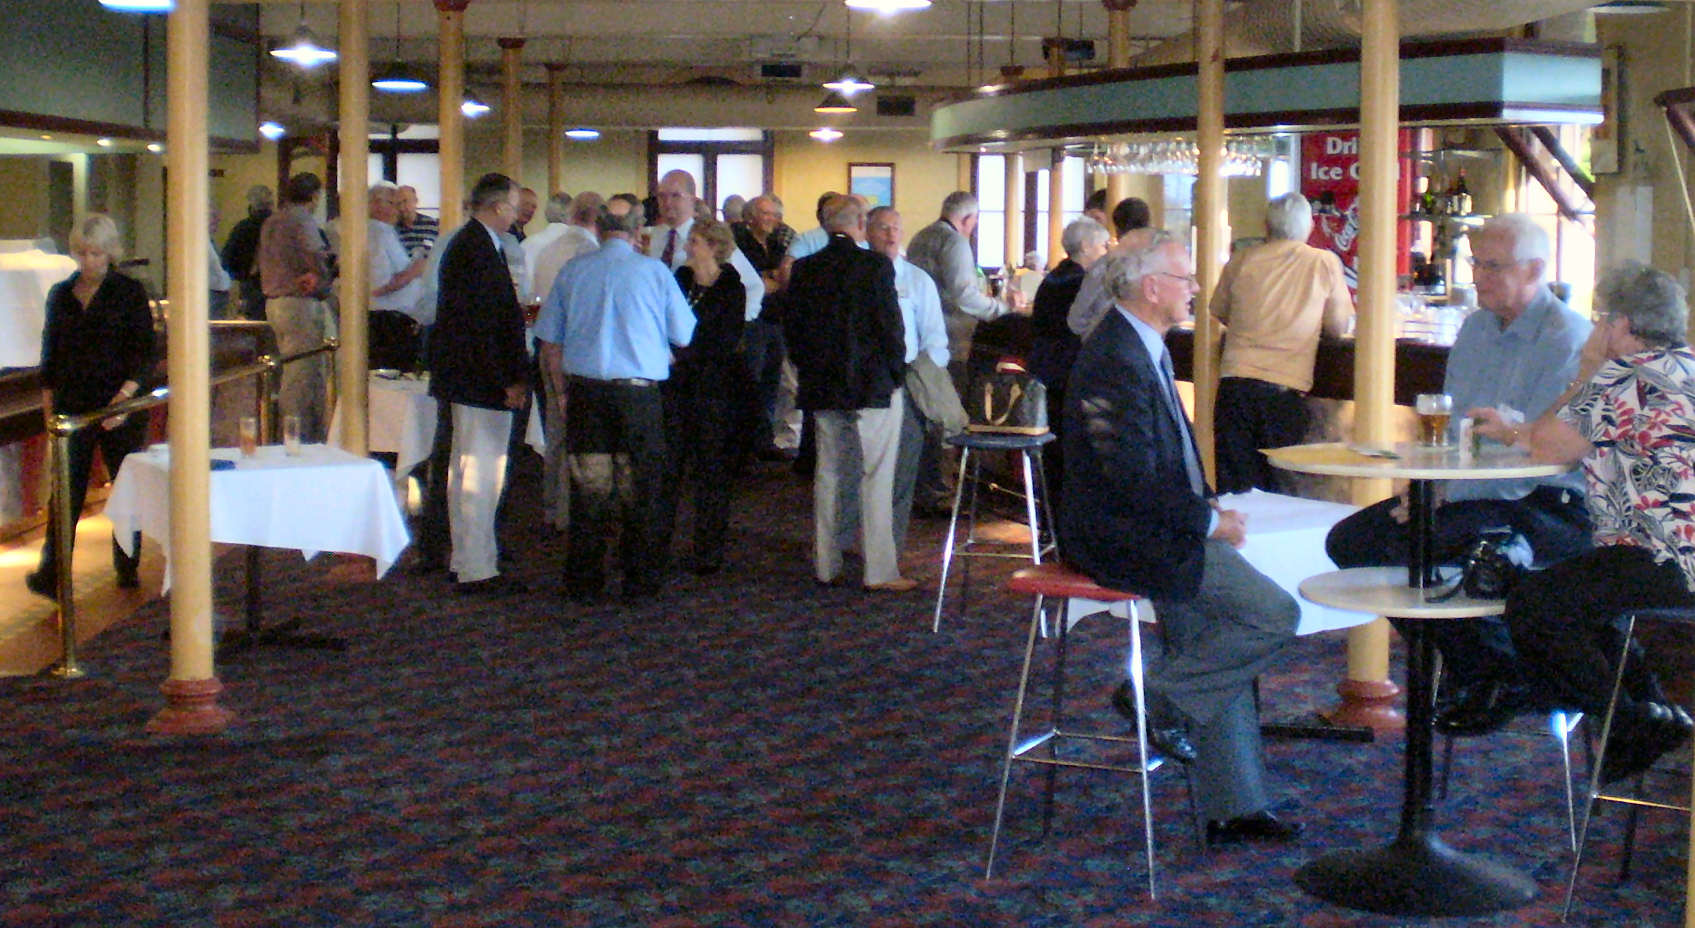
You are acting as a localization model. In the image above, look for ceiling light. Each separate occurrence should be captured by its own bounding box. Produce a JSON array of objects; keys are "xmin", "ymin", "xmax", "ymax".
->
[
  {"xmin": 460, "ymin": 97, "xmax": 491, "ymax": 118},
  {"xmin": 1591, "ymin": 1, "xmax": 1671, "ymax": 11},
  {"xmin": 845, "ymin": 0, "xmax": 932, "ymax": 10},
  {"xmin": 823, "ymin": 70, "xmax": 876, "ymax": 96},
  {"xmin": 565, "ymin": 128, "xmax": 601, "ymax": 141},
  {"xmin": 373, "ymin": 64, "xmax": 429, "ymax": 93},
  {"xmin": 99, "ymin": 0, "xmax": 174, "ymax": 11},
  {"xmin": 39, "ymin": 135, "xmax": 51, "ymax": 141},
  {"xmin": 259, "ymin": 121, "xmax": 286, "ymax": 141},
  {"xmin": 809, "ymin": 127, "xmax": 844, "ymax": 143},
  {"xmin": 271, "ymin": 24, "xmax": 337, "ymax": 68},
  {"xmin": 814, "ymin": 91, "xmax": 858, "ymax": 114},
  {"xmin": 146, "ymin": 143, "xmax": 163, "ymax": 153},
  {"xmin": 96, "ymin": 138, "xmax": 114, "ymax": 148}
]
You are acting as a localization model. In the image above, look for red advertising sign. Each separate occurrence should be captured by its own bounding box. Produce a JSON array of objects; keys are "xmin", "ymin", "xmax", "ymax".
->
[{"xmin": 1300, "ymin": 130, "xmax": 1413, "ymax": 294}]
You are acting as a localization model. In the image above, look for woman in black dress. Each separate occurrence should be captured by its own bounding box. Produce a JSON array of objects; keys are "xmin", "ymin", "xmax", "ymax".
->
[
  {"xmin": 27, "ymin": 214, "xmax": 156, "ymax": 598},
  {"xmin": 665, "ymin": 218, "xmax": 747, "ymax": 575}
]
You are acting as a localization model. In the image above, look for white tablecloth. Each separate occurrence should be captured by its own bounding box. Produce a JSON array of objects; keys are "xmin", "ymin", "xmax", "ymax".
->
[
  {"xmin": 105, "ymin": 443, "xmax": 411, "ymax": 588},
  {"xmin": 0, "ymin": 250, "xmax": 75, "ymax": 367},
  {"xmin": 1064, "ymin": 489, "xmax": 1372, "ymax": 636},
  {"xmin": 330, "ymin": 373, "xmax": 544, "ymax": 480}
]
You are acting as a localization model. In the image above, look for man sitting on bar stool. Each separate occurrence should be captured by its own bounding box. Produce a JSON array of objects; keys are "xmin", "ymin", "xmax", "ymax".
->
[
  {"xmin": 1325, "ymin": 214, "xmax": 1593, "ymax": 735},
  {"xmin": 1060, "ymin": 233, "xmax": 1304, "ymax": 845}
]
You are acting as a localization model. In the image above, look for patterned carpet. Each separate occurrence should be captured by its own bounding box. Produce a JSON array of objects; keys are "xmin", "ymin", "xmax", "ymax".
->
[{"xmin": 0, "ymin": 458, "xmax": 1687, "ymax": 927}]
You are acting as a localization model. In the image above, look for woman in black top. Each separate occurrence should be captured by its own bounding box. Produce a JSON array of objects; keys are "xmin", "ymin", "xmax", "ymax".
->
[
  {"xmin": 27, "ymin": 214, "xmax": 156, "ymax": 598},
  {"xmin": 664, "ymin": 218, "xmax": 747, "ymax": 575}
]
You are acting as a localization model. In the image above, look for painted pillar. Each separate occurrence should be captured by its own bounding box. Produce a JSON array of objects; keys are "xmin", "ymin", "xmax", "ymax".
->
[
  {"xmin": 336, "ymin": 0, "xmax": 370, "ymax": 457},
  {"xmin": 499, "ymin": 37, "xmax": 526, "ymax": 182},
  {"xmin": 1193, "ymin": 0, "xmax": 1224, "ymax": 479},
  {"xmin": 547, "ymin": 64, "xmax": 566, "ymax": 197},
  {"xmin": 1003, "ymin": 151, "xmax": 1024, "ymax": 272},
  {"xmin": 148, "ymin": 0, "xmax": 231, "ymax": 736},
  {"xmin": 1047, "ymin": 148, "xmax": 1066, "ymax": 269},
  {"xmin": 1103, "ymin": 0, "xmax": 1134, "ymax": 211},
  {"xmin": 435, "ymin": 0, "xmax": 469, "ymax": 231}
]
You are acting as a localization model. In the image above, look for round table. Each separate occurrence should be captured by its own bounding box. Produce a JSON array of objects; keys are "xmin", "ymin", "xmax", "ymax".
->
[{"xmin": 1267, "ymin": 442, "xmax": 1569, "ymax": 917}]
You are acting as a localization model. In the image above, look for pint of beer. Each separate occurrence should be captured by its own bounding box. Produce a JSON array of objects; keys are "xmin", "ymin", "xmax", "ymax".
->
[
  {"xmin": 1415, "ymin": 393, "xmax": 1453, "ymax": 447},
  {"xmin": 238, "ymin": 416, "xmax": 259, "ymax": 457}
]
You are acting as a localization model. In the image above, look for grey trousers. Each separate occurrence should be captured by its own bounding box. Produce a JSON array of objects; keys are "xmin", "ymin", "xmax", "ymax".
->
[
  {"xmin": 1145, "ymin": 539, "xmax": 1300, "ymax": 820},
  {"xmin": 265, "ymin": 296, "xmax": 331, "ymax": 442}
]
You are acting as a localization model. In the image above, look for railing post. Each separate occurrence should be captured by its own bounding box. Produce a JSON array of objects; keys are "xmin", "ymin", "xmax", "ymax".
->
[{"xmin": 47, "ymin": 417, "xmax": 84, "ymax": 679}]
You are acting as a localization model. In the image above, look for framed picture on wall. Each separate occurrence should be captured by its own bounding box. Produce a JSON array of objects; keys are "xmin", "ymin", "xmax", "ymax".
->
[{"xmin": 848, "ymin": 163, "xmax": 896, "ymax": 209}]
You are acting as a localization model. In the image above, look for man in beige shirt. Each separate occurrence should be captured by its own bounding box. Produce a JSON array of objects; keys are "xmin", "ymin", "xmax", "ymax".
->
[{"xmin": 1211, "ymin": 192, "xmax": 1353, "ymax": 493}]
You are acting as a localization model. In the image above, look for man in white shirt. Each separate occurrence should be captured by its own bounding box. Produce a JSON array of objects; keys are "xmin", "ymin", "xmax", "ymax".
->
[
  {"xmin": 531, "ymin": 192, "xmax": 604, "ymax": 303},
  {"xmin": 531, "ymin": 191, "xmax": 606, "ymax": 531},
  {"xmin": 367, "ymin": 182, "xmax": 426, "ymax": 319},
  {"xmin": 519, "ymin": 192, "xmax": 573, "ymax": 297},
  {"xmin": 647, "ymin": 170, "xmax": 764, "ymax": 322}
]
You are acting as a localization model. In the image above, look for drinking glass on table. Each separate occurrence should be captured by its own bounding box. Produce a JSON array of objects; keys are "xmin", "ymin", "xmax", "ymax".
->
[
  {"xmin": 282, "ymin": 415, "xmax": 302, "ymax": 456},
  {"xmin": 1415, "ymin": 393, "xmax": 1453, "ymax": 447},
  {"xmin": 238, "ymin": 416, "xmax": 259, "ymax": 457}
]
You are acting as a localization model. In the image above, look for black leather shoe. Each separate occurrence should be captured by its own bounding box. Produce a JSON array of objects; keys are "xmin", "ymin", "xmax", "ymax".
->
[
  {"xmin": 1435, "ymin": 679, "xmax": 1532, "ymax": 737},
  {"xmin": 1111, "ymin": 682, "xmax": 1197, "ymax": 763},
  {"xmin": 24, "ymin": 570, "xmax": 55, "ymax": 599},
  {"xmin": 1206, "ymin": 810, "xmax": 1305, "ymax": 846},
  {"xmin": 1600, "ymin": 701, "xmax": 1694, "ymax": 785}
]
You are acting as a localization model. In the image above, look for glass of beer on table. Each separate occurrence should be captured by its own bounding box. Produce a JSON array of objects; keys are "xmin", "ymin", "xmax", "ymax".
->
[
  {"xmin": 1415, "ymin": 393, "xmax": 1453, "ymax": 447},
  {"xmin": 238, "ymin": 416, "xmax": 259, "ymax": 457}
]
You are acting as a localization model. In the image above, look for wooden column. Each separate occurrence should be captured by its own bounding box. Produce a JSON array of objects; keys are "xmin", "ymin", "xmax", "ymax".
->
[
  {"xmin": 1003, "ymin": 151, "xmax": 1024, "ymax": 271},
  {"xmin": 957, "ymin": 154, "xmax": 973, "ymax": 194},
  {"xmin": 436, "ymin": 0, "xmax": 469, "ymax": 231},
  {"xmin": 1047, "ymin": 148, "xmax": 1066, "ymax": 269},
  {"xmin": 499, "ymin": 37, "xmax": 525, "ymax": 182},
  {"xmin": 546, "ymin": 64, "xmax": 565, "ymax": 197},
  {"xmin": 1103, "ymin": 0, "xmax": 1134, "ymax": 210},
  {"xmin": 1332, "ymin": 0, "xmax": 1404, "ymax": 731},
  {"xmin": 147, "ymin": 0, "xmax": 231, "ymax": 736},
  {"xmin": 1193, "ymin": 0, "xmax": 1224, "ymax": 479},
  {"xmin": 336, "ymin": 0, "xmax": 370, "ymax": 457}
]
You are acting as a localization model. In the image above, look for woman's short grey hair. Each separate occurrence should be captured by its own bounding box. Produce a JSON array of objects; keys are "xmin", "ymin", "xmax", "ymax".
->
[
  {"xmin": 1061, "ymin": 217, "xmax": 1110, "ymax": 260},
  {"xmin": 70, "ymin": 214, "xmax": 124, "ymax": 262},
  {"xmin": 1598, "ymin": 261, "xmax": 1689, "ymax": 348},
  {"xmin": 1265, "ymin": 193, "xmax": 1314, "ymax": 242},
  {"xmin": 1101, "ymin": 229, "xmax": 1182, "ymax": 303}
]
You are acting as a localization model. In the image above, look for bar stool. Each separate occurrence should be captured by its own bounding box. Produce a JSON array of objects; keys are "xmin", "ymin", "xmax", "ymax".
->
[
  {"xmin": 1564, "ymin": 606, "xmax": 1695, "ymax": 919},
  {"xmin": 931, "ymin": 430, "xmax": 1056, "ymax": 633},
  {"xmin": 986, "ymin": 562, "xmax": 1191, "ymax": 897}
]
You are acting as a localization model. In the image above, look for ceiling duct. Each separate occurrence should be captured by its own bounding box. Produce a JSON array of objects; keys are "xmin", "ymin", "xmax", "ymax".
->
[{"xmin": 1130, "ymin": 0, "xmax": 1608, "ymax": 65}]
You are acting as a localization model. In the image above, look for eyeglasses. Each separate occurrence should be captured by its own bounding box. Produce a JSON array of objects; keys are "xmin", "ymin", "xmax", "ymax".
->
[
  {"xmin": 1467, "ymin": 257, "xmax": 1524, "ymax": 274},
  {"xmin": 1156, "ymin": 272, "xmax": 1198, "ymax": 286}
]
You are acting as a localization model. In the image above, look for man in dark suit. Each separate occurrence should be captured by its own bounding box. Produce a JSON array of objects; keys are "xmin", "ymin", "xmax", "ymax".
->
[
  {"xmin": 783, "ymin": 195, "xmax": 912, "ymax": 592},
  {"xmin": 1061, "ymin": 231, "xmax": 1303, "ymax": 844},
  {"xmin": 423, "ymin": 172, "xmax": 531, "ymax": 595}
]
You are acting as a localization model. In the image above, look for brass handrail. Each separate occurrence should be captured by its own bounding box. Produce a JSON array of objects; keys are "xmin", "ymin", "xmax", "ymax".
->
[{"xmin": 39, "ymin": 338, "xmax": 339, "ymax": 678}]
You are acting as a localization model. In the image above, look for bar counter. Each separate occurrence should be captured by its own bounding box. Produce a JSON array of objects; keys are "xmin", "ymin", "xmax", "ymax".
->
[{"xmin": 1166, "ymin": 330, "xmax": 1449, "ymax": 404}]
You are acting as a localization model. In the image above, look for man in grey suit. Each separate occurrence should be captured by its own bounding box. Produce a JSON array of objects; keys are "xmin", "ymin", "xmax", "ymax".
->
[{"xmin": 1060, "ymin": 232, "xmax": 1303, "ymax": 845}]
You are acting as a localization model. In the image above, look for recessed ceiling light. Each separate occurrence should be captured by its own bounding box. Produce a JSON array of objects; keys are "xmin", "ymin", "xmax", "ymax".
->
[
  {"xmin": 565, "ymin": 128, "xmax": 601, "ymax": 141},
  {"xmin": 99, "ymin": 0, "xmax": 174, "ymax": 11},
  {"xmin": 259, "ymin": 121, "xmax": 286, "ymax": 141},
  {"xmin": 460, "ymin": 97, "xmax": 491, "ymax": 118},
  {"xmin": 809, "ymin": 127, "xmax": 844, "ymax": 143},
  {"xmin": 844, "ymin": 0, "xmax": 932, "ymax": 11},
  {"xmin": 146, "ymin": 143, "xmax": 163, "ymax": 153},
  {"xmin": 96, "ymin": 138, "xmax": 114, "ymax": 148}
]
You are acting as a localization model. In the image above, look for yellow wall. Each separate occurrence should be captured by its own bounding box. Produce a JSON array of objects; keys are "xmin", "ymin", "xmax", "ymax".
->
[
  {"xmin": 467, "ymin": 126, "xmax": 650, "ymax": 204},
  {"xmin": 211, "ymin": 142, "xmax": 279, "ymax": 243},
  {"xmin": 771, "ymin": 129, "xmax": 958, "ymax": 220},
  {"xmin": 0, "ymin": 157, "xmax": 51, "ymax": 240}
]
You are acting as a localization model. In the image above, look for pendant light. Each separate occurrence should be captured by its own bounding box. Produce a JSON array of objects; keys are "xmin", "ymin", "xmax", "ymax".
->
[
  {"xmin": 461, "ymin": 97, "xmax": 492, "ymax": 119},
  {"xmin": 270, "ymin": 1, "xmax": 337, "ymax": 69},
  {"xmin": 809, "ymin": 127, "xmax": 844, "ymax": 143},
  {"xmin": 814, "ymin": 91, "xmax": 858, "ymax": 115},
  {"xmin": 99, "ymin": 0, "xmax": 175, "ymax": 11},
  {"xmin": 822, "ymin": 6, "xmax": 875, "ymax": 97},
  {"xmin": 372, "ymin": 1, "xmax": 429, "ymax": 93},
  {"xmin": 845, "ymin": 0, "xmax": 931, "ymax": 10}
]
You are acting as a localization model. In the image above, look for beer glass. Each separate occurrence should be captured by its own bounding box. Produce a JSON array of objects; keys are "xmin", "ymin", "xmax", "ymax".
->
[
  {"xmin": 238, "ymin": 416, "xmax": 259, "ymax": 457},
  {"xmin": 282, "ymin": 415, "xmax": 303, "ymax": 456},
  {"xmin": 1415, "ymin": 394, "xmax": 1453, "ymax": 447}
]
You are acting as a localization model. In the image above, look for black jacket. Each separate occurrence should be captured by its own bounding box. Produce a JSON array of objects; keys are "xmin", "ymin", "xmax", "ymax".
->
[
  {"xmin": 782, "ymin": 234, "xmax": 905, "ymax": 411},
  {"xmin": 1059, "ymin": 308, "xmax": 1213, "ymax": 600},
  {"xmin": 1026, "ymin": 257, "xmax": 1086, "ymax": 390},
  {"xmin": 40, "ymin": 271, "xmax": 156, "ymax": 415},
  {"xmin": 428, "ymin": 221, "xmax": 530, "ymax": 410}
]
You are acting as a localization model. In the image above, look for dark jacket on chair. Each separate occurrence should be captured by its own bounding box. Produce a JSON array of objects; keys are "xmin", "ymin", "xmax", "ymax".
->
[
  {"xmin": 429, "ymin": 220, "xmax": 529, "ymax": 410},
  {"xmin": 1059, "ymin": 307, "xmax": 1213, "ymax": 601},
  {"xmin": 782, "ymin": 233, "xmax": 905, "ymax": 412}
]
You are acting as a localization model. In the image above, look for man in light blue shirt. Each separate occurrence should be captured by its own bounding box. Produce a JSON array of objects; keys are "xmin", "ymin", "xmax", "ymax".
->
[
  {"xmin": 535, "ymin": 206, "xmax": 694, "ymax": 603},
  {"xmin": 1325, "ymin": 213, "xmax": 1593, "ymax": 730}
]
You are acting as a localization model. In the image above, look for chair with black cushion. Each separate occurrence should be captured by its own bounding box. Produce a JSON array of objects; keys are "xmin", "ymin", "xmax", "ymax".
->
[
  {"xmin": 1564, "ymin": 606, "xmax": 1695, "ymax": 920},
  {"xmin": 932, "ymin": 361, "xmax": 1057, "ymax": 633},
  {"xmin": 987, "ymin": 562, "xmax": 1197, "ymax": 896}
]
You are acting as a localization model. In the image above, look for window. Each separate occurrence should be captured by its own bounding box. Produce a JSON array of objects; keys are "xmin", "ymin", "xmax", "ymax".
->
[
  {"xmin": 649, "ymin": 129, "xmax": 773, "ymax": 214},
  {"xmin": 974, "ymin": 154, "xmax": 1005, "ymax": 269}
]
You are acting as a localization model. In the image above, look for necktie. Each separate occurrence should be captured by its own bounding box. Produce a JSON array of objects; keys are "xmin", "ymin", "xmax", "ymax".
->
[
  {"xmin": 1159, "ymin": 348, "xmax": 1206, "ymax": 496},
  {"xmin": 661, "ymin": 228, "xmax": 678, "ymax": 266}
]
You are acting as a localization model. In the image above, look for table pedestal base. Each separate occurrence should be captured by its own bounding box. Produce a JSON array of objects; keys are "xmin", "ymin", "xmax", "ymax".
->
[
  {"xmin": 1323, "ymin": 677, "xmax": 1404, "ymax": 732},
  {"xmin": 1294, "ymin": 832, "xmax": 1536, "ymax": 917}
]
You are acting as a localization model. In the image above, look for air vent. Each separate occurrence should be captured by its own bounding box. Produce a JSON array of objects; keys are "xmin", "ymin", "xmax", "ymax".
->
[
  {"xmin": 760, "ymin": 62, "xmax": 805, "ymax": 81},
  {"xmin": 876, "ymin": 95, "xmax": 917, "ymax": 117}
]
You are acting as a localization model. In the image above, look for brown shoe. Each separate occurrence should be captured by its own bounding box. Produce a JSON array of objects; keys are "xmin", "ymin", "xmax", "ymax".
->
[{"xmin": 864, "ymin": 577, "xmax": 918, "ymax": 593}]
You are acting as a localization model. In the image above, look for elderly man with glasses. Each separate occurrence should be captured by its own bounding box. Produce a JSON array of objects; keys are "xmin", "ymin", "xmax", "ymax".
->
[{"xmin": 1324, "ymin": 212, "xmax": 1594, "ymax": 734}]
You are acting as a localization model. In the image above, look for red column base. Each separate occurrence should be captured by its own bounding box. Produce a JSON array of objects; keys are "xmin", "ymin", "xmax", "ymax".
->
[
  {"xmin": 145, "ymin": 677, "xmax": 235, "ymax": 736},
  {"xmin": 1323, "ymin": 677, "xmax": 1404, "ymax": 733}
]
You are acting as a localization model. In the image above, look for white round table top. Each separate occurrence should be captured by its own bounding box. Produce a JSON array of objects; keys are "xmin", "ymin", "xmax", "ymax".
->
[
  {"xmin": 1265, "ymin": 441, "xmax": 1569, "ymax": 482},
  {"xmin": 1299, "ymin": 567, "xmax": 1507, "ymax": 619}
]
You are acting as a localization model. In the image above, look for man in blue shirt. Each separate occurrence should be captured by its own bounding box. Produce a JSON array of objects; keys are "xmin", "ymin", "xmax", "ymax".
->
[
  {"xmin": 535, "ymin": 207, "xmax": 695, "ymax": 602},
  {"xmin": 1325, "ymin": 213, "xmax": 1593, "ymax": 732}
]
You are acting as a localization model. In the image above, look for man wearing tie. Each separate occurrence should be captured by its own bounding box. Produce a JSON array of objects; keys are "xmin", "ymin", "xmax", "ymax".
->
[
  {"xmin": 426, "ymin": 172, "xmax": 531, "ymax": 595},
  {"xmin": 647, "ymin": 170, "xmax": 764, "ymax": 324},
  {"xmin": 1060, "ymin": 232, "xmax": 1303, "ymax": 845}
]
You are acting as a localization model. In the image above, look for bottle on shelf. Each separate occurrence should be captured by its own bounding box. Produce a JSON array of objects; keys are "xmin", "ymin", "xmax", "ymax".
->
[{"xmin": 1452, "ymin": 169, "xmax": 1472, "ymax": 216}]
